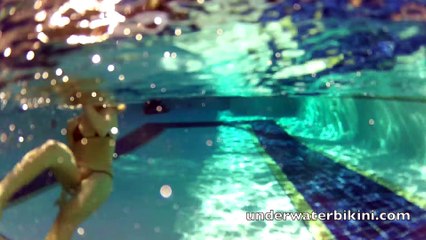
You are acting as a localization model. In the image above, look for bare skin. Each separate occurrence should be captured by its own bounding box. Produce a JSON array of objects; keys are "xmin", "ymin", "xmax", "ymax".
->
[{"xmin": 0, "ymin": 98, "xmax": 119, "ymax": 240}]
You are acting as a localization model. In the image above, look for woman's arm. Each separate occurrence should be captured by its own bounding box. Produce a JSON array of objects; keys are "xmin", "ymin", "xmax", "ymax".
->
[
  {"xmin": 83, "ymin": 105, "xmax": 118, "ymax": 137},
  {"xmin": 66, "ymin": 117, "xmax": 79, "ymax": 148}
]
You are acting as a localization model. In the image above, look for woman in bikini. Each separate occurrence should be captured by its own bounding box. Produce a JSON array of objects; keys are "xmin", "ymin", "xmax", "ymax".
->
[{"xmin": 0, "ymin": 91, "xmax": 123, "ymax": 240}]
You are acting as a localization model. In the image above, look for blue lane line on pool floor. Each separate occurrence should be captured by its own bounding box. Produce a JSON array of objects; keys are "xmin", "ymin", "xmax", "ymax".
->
[{"xmin": 251, "ymin": 120, "xmax": 426, "ymax": 240}]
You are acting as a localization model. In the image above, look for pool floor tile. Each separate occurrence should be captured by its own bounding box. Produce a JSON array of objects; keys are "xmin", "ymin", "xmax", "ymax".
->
[{"xmin": 251, "ymin": 120, "xmax": 426, "ymax": 239}]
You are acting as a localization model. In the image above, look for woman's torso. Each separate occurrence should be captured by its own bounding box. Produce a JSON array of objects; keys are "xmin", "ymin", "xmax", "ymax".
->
[{"xmin": 67, "ymin": 116, "xmax": 115, "ymax": 174}]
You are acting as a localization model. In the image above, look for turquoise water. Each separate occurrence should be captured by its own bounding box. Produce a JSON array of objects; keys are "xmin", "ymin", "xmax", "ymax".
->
[
  {"xmin": 1, "ymin": 0, "xmax": 426, "ymax": 239},
  {"xmin": 0, "ymin": 103, "xmax": 317, "ymax": 239}
]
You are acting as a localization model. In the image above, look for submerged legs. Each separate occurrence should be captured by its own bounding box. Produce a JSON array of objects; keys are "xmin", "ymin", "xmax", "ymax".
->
[
  {"xmin": 0, "ymin": 139, "xmax": 112, "ymax": 240},
  {"xmin": 0, "ymin": 139, "xmax": 80, "ymax": 222}
]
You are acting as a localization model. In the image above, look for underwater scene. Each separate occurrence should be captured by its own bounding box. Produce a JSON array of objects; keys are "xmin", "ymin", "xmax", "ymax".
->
[{"xmin": 0, "ymin": 0, "xmax": 425, "ymax": 239}]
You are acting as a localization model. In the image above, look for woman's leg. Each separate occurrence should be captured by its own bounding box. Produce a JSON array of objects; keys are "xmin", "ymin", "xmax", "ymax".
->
[
  {"xmin": 45, "ymin": 173, "xmax": 112, "ymax": 240},
  {"xmin": 0, "ymin": 139, "xmax": 80, "ymax": 216}
]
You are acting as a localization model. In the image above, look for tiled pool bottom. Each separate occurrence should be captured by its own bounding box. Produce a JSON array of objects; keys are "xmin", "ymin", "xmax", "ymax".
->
[
  {"xmin": 1, "ymin": 120, "xmax": 425, "ymax": 239},
  {"xmin": 252, "ymin": 121, "xmax": 426, "ymax": 239}
]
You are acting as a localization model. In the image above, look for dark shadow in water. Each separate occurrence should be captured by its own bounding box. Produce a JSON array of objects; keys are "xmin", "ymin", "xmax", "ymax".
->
[{"xmin": 116, "ymin": 123, "xmax": 167, "ymax": 155}]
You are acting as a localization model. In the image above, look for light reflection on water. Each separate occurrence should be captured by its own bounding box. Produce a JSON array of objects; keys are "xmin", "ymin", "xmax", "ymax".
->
[{"xmin": 0, "ymin": 0, "xmax": 424, "ymax": 110}]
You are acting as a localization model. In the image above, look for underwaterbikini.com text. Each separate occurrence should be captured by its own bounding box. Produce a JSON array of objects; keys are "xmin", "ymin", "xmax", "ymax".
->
[{"xmin": 246, "ymin": 210, "xmax": 411, "ymax": 221}]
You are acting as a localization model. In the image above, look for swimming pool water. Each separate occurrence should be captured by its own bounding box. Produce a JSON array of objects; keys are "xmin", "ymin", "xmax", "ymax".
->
[
  {"xmin": 0, "ymin": 0, "xmax": 426, "ymax": 239},
  {"xmin": 1, "ymin": 97, "xmax": 426, "ymax": 239}
]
